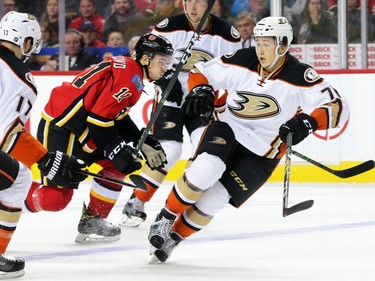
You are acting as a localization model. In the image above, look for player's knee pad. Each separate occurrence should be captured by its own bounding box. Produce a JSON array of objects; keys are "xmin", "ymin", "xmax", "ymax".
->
[
  {"xmin": 160, "ymin": 140, "xmax": 182, "ymax": 169},
  {"xmin": 153, "ymin": 106, "xmax": 183, "ymax": 142},
  {"xmin": 185, "ymin": 152, "xmax": 226, "ymax": 191},
  {"xmin": 183, "ymin": 115, "xmax": 211, "ymax": 135},
  {"xmin": 196, "ymin": 121, "xmax": 237, "ymax": 163},
  {"xmin": 194, "ymin": 181, "xmax": 230, "ymax": 216},
  {"xmin": 0, "ymin": 161, "xmax": 31, "ymax": 209},
  {"xmin": 26, "ymin": 183, "xmax": 73, "ymax": 212}
]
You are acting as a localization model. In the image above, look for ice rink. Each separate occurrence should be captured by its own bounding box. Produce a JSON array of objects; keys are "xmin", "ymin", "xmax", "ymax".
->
[{"xmin": 9, "ymin": 180, "xmax": 375, "ymax": 281}]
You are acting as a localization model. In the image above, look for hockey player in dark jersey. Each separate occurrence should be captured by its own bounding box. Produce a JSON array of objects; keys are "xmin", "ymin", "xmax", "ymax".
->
[
  {"xmin": 147, "ymin": 16, "xmax": 350, "ymax": 262},
  {"xmin": 0, "ymin": 12, "xmax": 87, "ymax": 278},
  {"xmin": 23, "ymin": 33, "xmax": 173, "ymax": 243},
  {"xmin": 119, "ymin": 0, "xmax": 241, "ymax": 228}
]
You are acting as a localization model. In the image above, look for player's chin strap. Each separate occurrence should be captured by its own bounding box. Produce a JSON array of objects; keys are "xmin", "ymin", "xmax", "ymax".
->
[
  {"xmin": 267, "ymin": 45, "xmax": 288, "ymax": 70},
  {"xmin": 136, "ymin": 57, "xmax": 152, "ymax": 80}
]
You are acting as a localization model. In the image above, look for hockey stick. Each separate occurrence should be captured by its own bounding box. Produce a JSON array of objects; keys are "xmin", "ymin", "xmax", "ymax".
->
[
  {"xmin": 292, "ymin": 150, "xmax": 375, "ymax": 178},
  {"xmin": 283, "ymin": 133, "xmax": 314, "ymax": 217},
  {"xmin": 78, "ymin": 170, "xmax": 147, "ymax": 191},
  {"xmin": 132, "ymin": 0, "xmax": 215, "ymax": 156}
]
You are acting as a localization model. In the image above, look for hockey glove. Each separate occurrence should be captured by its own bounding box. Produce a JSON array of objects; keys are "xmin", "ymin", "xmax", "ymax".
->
[
  {"xmin": 279, "ymin": 113, "xmax": 318, "ymax": 145},
  {"xmin": 104, "ymin": 137, "xmax": 142, "ymax": 174},
  {"xmin": 38, "ymin": 151, "xmax": 88, "ymax": 187},
  {"xmin": 182, "ymin": 84, "xmax": 215, "ymax": 118},
  {"xmin": 155, "ymin": 69, "xmax": 183, "ymax": 106},
  {"xmin": 140, "ymin": 129, "xmax": 167, "ymax": 169}
]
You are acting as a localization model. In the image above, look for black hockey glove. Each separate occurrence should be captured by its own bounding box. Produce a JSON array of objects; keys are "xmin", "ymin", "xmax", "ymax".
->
[
  {"xmin": 182, "ymin": 84, "xmax": 215, "ymax": 118},
  {"xmin": 104, "ymin": 137, "xmax": 142, "ymax": 174},
  {"xmin": 155, "ymin": 69, "xmax": 183, "ymax": 106},
  {"xmin": 38, "ymin": 151, "xmax": 88, "ymax": 187},
  {"xmin": 140, "ymin": 129, "xmax": 167, "ymax": 169},
  {"xmin": 279, "ymin": 113, "xmax": 318, "ymax": 145}
]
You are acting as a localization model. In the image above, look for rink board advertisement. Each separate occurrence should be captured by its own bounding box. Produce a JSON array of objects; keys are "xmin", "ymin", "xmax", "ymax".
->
[{"xmin": 30, "ymin": 70, "xmax": 375, "ymax": 183}]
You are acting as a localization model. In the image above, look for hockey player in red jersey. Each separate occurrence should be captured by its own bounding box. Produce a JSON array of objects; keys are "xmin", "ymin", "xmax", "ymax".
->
[
  {"xmin": 0, "ymin": 12, "xmax": 87, "ymax": 278},
  {"xmin": 119, "ymin": 0, "xmax": 242, "ymax": 228},
  {"xmin": 147, "ymin": 16, "xmax": 350, "ymax": 262},
  {"xmin": 24, "ymin": 33, "xmax": 173, "ymax": 243}
]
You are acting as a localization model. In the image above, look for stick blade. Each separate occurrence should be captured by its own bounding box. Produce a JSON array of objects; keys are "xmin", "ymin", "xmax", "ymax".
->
[
  {"xmin": 335, "ymin": 160, "xmax": 375, "ymax": 178},
  {"xmin": 283, "ymin": 200, "xmax": 314, "ymax": 217},
  {"xmin": 129, "ymin": 174, "xmax": 148, "ymax": 191}
]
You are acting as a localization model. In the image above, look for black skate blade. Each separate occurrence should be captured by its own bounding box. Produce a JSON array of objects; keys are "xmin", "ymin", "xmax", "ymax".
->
[
  {"xmin": 129, "ymin": 175, "xmax": 148, "ymax": 191},
  {"xmin": 283, "ymin": 200, "xmax": 314, "ymax": 217}
]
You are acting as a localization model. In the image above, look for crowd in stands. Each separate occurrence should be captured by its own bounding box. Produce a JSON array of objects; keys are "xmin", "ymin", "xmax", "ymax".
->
[{"xmin": 1, "ymin": 0, "xmax": 375, "ymax": 71}]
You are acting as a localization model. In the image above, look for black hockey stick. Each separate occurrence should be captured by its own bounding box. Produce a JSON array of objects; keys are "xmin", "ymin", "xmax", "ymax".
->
[
  {"xmin": 78, "ymin": 170, "xmax": 147, "ymax": 191},
  {"xmin": 283, "ymin": 133, "xmax": 314, "ymax": 217},
  {"xmin": 132, "ymin": 0, "xmax": 215, "ymax": 156},
  {"xmin": 292, "ymin": 150, "xmax": 375, "ymax": 178}
]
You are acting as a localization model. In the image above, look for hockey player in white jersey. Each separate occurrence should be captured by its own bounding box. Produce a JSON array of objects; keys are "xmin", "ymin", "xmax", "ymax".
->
[
  {"xmin": 0, "ymin": 12, "xmax": 86, "ymax": 278},
  {"xmin": 120, "ymin": 0, "xmax": 241, "ymax": 227},
  {"xmin": 147, "ymin": 16, "xmax": 350, "ymax": 262}
]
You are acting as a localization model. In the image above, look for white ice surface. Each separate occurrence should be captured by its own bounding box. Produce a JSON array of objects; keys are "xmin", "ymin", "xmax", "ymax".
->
[{"xmin": 9, "ymin": 181, "xmax": 375, "ymax": 281}]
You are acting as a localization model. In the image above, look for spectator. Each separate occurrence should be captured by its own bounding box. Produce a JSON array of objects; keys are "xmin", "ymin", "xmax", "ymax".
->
[
  {"xmin": 234, "ymin": 10, "xmax": 256, "ymax": 48},
  {"xmin": 127, "ymin": 35, "xmax": 140, "ymax": 56},
  {"xmin": 145, "ymin": 0, "xmax": 181, "ymax": 29},
  {"xmin": 248, "ymin": 0, "xmax": 270, "ymax": 22},
  {"xmin": 211, "ymin": 0, "xmax": 232, "ymax": 24},
  {"xmin": 103, "ymin": 0, "xmax": 148, "ymax": 45},
  {"xmin": 41, "ymin": 29, "xmax": 98, "ymax": 71},
  {"xmin": 68, "ymin": 0, "xmax": 105, "ymax": 40},
  {"xmin": 298, "ymin": 0, "xmax": 337, "ymax": 44},
  {"xmin": 40, "ymin": 21, "xmax": 58, "ymax": 47},
  {"xmin": 327, "ymin": 0, "xmax": 375, "ymax": 14},
  {"xmin": 2, "ymin": 0, "xmax": 20, "ymax": 17},
  {"xmin": 106, "ymin": 30, "xmax": 125, "ymax": 47},
  {"xmin": 39, "ymin": 0, "xmax": 73, "ymax": 38},
  {"xmin": 328, "ymin": 0, "xmax": 375, "ymax": 43},
  {"xmin": 80, "ymin": 20, "xmax": 106, "ymax": 47}
]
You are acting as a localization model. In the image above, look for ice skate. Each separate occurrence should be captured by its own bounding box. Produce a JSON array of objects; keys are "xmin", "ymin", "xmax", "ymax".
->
[
  {"xmin": 75, "ymin": 202, "xmax": 121, "ymax": 243},
  {"xmin": 148, "ymin": 208, "xmax": 177, "ymax": 249},
  {"xmin": 150, "ymin": 232, "xmax": 183, "ymax": 263},
  {"xmin": 119, "ymin": 194, "xmax": 147, "ymax": 227},
  {"xmin": 0, "ymin": 254, "xmax": 25, "ymax": 279}
]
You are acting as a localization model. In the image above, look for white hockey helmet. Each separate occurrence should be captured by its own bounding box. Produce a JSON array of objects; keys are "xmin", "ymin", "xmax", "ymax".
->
[
  {"xmin": 0, "ymin": 11, "xmax": 42, "ymax": 58},
  {"xmin": 253, "ymin": 16, "xmax": 293, "ymax": 52}
]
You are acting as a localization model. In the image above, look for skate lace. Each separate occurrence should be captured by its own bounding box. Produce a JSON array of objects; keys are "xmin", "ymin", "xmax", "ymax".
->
[
  {"xmin": 0, "ymin": 255, "xmax": 15, "ymax": 264},
  {"xmin": 152, "ymin": 217, "xmax": 173, "ymax": 238},
  {"xmin": 128, "ymin": 198, "xmax": 145, "ymax": 212}
]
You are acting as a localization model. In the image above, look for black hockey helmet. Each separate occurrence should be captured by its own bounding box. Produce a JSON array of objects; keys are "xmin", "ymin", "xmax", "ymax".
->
[{"xmin": 135, "ymin": 33, "xmax": 173, "ymax": 60}]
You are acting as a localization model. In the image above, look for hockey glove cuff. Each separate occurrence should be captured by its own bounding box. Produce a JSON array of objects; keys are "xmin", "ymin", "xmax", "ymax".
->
[
  {"xmin": 38, "ymin": 151, "xmax": 87, "ymax": 187},
  {"xmin": 140, "ymin": 129, "xmax": 167, "ymax": 169},
  {"xmin": 182, "ymin": 84, "xmax": 215, "ymax": 118},
  {"xmin": 279, "ymin": 113, "xmax": 318, "ymax": 145},
  {"xmin": 104, "ymin": 137, "xmax": 142, "ymax": 174}
]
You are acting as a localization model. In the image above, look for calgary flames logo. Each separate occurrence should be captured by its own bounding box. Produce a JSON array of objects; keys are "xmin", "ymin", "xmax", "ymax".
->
[{"xmin": 228, "ymin": 91, "xmax": 280, "ymax": 119}]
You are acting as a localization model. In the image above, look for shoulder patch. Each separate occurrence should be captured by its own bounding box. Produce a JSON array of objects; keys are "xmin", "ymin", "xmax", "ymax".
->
[
  {"xmin": 304, "ymin": 68, "xmax": 320, "ymax": 83},
  {"xmin": 231, "ymin": 26, "xmax": 240, "ymax": 39},
  {"xmin": 156, "ymin": 18, "xmax": 169, "ymax": 29}
]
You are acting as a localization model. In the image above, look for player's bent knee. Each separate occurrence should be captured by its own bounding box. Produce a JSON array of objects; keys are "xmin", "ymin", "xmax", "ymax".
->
[{"xmin": 196, "ymin": 121, "xmax": 236, "ymax": 163}]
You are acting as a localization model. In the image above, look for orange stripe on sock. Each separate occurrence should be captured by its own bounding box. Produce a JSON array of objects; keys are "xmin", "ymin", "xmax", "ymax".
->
[{"xmin": 134, "ymin": 183, "xmax": 157, "ymax": 202}]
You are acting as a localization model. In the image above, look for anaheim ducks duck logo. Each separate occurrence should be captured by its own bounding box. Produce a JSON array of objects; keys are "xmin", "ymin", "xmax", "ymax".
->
[
  {"xmin": 176, "ymin": 48, "xmax": 214, "ymax": 72},
  {"xmin": 228, "ymin": 91, "xmax": 280, "ymax": 119}
]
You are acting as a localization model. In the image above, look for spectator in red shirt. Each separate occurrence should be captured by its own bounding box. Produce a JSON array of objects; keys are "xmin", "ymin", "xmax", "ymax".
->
[
  {"xmin": 80, "ymin": 21, "xmax": 106, "ymax": 47},
  {"xmin": 68, "ymin": 0, "xmax": 104, "ymax": 40}
]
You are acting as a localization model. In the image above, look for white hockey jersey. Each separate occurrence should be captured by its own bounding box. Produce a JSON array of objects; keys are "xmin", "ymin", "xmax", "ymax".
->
[
  {"xmin": 193, "ymin": 48, "xmax": 350, "ymax": 159},
  {"xmin": 152, "ymin": 14, "xmax": 241, "ymax": 102},
  {"xmin": 0, "ymin": 45, "xmax": 47, "ymax": 166}
]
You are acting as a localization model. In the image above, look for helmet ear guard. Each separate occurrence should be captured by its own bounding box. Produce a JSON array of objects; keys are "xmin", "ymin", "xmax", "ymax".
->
[{"xmin": 0, "ymin": 11, "xmax": 42, "ymax": 59}]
